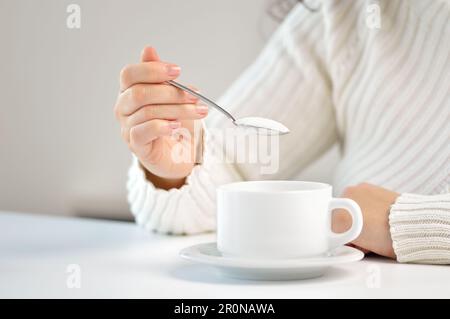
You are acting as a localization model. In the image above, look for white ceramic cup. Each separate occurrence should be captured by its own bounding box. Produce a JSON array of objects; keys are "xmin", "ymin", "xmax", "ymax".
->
[{"xmin": 217, "ymin": 181, "xmax": 363, "ymax": 259}]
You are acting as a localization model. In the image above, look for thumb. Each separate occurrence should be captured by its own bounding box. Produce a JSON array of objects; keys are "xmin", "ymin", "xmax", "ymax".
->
[{"xmin": 141, "ymin": 46, "xmax": 160, "ymax": 63}]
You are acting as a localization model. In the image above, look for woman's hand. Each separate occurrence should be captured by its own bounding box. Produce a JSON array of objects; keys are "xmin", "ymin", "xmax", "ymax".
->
[
  {"xmin": 114, "ymin": 47, "xmax": 208, "ymax": 189},
  {"xmin": 333, "ymin": 183, "xmax": 400, "ymax": 258}
]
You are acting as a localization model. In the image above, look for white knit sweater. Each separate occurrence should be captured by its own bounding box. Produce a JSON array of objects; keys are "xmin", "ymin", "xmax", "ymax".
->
[{"xmin": 127, "ymin": 0, "xmax": 450, "ymax": 264}]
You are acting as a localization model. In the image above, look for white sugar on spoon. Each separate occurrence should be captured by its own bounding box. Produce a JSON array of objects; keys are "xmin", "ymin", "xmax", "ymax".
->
[
  {"xmin": 168, "ymin": 80, "xmax": 290, "ymax": 135},
  {"xmin": 233, "ymin": 117, "xmax": 290, "ymax": 135}
]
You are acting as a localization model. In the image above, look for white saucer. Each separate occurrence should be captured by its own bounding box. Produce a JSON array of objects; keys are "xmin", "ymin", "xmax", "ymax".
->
[{"xmin": 180, "ymin": 242, "xmax": 364, "ymax": 280}]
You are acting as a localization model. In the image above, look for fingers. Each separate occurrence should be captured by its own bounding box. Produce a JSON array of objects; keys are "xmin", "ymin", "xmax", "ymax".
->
[
  {"xmin": 119, "ymin": 62, "xmax": 181, "ymax": 92},
  {"xmin": 120, "ymin": 103, "xmax": 207, "ymax": 143},
  {"xmin": 120, "ymin": 47, "xmax": 175, "ymax": 92},
  {"xmin": 115, "ymin": 47, "xmax": 206, "ymax": 153},
  {"xmin": 128, "ymin": 119, "xmax": 180, "ymax": 147},
  {"xmin": 115, "ymin": 83, "xmax": 199, "ymax": 116},
  {"xmin": 126, "ymin": 103, "xmax": 208, "ymax": 126}
]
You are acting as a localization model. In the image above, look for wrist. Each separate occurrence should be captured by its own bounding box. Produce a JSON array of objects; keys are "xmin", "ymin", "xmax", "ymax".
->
[
  {"xmin": 144, "ymin": 168, "xmax": 187, "ymax": 190},
  {"xmin": 140, "ymin": 163, "xmax": 188, "ymax": 190}
]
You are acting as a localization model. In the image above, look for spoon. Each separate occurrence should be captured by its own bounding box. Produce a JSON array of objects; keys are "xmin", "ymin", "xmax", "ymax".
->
[{"xmin": 167, "ymin": 80, "xmax": 290, "ymax": 135}]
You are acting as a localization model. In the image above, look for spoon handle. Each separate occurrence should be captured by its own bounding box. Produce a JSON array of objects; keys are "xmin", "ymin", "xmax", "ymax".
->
[{"xmin": 167, "ymin": 80, "xmax": 236, "ymax": 122}]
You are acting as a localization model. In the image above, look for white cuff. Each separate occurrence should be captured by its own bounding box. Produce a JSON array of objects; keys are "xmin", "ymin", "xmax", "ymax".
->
[{"xmin": 389, "ymin": 193, "xmax": 450, "ymax": 264}]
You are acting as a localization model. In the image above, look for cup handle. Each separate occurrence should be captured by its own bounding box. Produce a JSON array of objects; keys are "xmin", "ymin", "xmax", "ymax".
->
[{"xmin": 328, "ymin": 198, "xmax": 363, "ymax": 251}]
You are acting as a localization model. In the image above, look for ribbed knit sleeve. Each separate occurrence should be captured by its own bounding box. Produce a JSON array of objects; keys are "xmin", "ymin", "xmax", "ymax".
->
[
  {"xmin": 127, "ymin": 4, "xmax": 338, "ymax": 234},
  {"xmin": 389, "ymin": 193, "xmax": 450, "ymax": 264}
]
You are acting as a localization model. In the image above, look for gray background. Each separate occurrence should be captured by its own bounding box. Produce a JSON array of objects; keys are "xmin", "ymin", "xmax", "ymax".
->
[{"xmin": 0, "ymin": 0, "xmax": 337, "ymax": 219}]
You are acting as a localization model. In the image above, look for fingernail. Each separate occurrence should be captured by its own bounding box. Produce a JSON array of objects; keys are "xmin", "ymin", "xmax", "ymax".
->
[
  {"xmin": 168, "ymin": 121, "xmax": 181, "ymax": 129},
  {"xmin": 196, "ymin": 103, "xmax": 208, "ymax": 115},
  {"xmin": 166, "ymin": 64, "xmax": 181, "ymax": 77}
]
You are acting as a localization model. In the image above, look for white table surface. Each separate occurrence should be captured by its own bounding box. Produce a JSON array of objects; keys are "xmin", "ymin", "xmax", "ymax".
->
[{"xmin": 0, "ymin": 211, "xmax": 449, "ymax": 298}]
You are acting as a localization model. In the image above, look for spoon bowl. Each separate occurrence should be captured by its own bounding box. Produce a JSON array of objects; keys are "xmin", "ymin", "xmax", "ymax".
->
[{"xmin": 168, "ymin": 80, "xmax": 290, "ymax": 135}]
